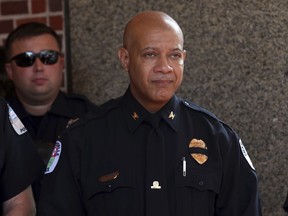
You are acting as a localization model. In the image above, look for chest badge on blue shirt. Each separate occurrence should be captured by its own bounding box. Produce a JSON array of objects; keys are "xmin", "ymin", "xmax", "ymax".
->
[{"xmin": 189, "ymin": 139, "xmax": 208, "ymax": 164}]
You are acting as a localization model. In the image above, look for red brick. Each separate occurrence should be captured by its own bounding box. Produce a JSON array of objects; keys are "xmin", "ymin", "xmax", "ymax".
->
[
  {"xmin": 1, "ymin": 1, "xmax": 28, "ymax": 15},
  {"xmin": 32, "ymin": 0, "xmax": 46, "ymax": 14},
  {"xmin": 16, "ymin": 17, "xmax": 47, "ymax": 26},
  {"xmin": 49, "ymin": 15, "xmax": 63, "ymax": 30},
  {"xmin": 49, "ymin": 0, "xmax": 62, "ymax": 12},
  {"xmin": 0, "ymin": 20, "xmax": 13, "ymax": 34}
]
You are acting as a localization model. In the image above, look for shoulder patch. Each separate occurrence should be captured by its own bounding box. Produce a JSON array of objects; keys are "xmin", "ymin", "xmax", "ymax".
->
[
  {"xmin": 239, "ymin": 139, "xmax": 255, "ymax": 170},
  {"xmin": 7, "ymin": 104, "xmax": 27, "ymax": 135},
  {"xmin": 45, "ymin": 141, "xmax": 62, "ymax": 174}
]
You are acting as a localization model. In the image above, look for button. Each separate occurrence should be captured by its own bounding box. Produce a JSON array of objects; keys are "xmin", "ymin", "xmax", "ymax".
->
[
  {"xmin": 107, "ymin": 184, "xmax": 112, "ymax": 188},
  {"xmin": 198, "ymin": 181, "xmax": 204, "ymax": 186}
]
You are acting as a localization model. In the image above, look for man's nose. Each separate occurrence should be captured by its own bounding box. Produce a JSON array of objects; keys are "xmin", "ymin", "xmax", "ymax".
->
[{"xmin": 155, "ymin": 56, "xmax": 173, "ymax": 73}]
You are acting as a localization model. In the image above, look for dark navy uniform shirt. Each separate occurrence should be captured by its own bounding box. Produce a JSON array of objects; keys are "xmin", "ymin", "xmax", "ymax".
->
[
  {"xmin": 38, "ymin": 88, "xmax": 262, "ymax": 216},
  {"xmin": 0, "ymin": 98, "xmax": 45, "ymax": 204},
  {"xmin": 7, "ymin": 91, "xmax": 96, "ymax": 164}
]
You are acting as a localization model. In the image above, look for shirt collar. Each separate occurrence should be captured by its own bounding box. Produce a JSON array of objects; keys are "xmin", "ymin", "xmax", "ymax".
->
[
  {"xmin": 7, "ymin": 91, "xmax": 73, "ymax": 118},
  {"xmin": 122, "ymin": 88, "xmax": 180, "ymax": 133}
]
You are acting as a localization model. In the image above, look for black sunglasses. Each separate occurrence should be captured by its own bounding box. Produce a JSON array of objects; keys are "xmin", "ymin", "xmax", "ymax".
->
[{"xmin": 9, "ymin": 50, "xmax": 61, "ymax": 67}]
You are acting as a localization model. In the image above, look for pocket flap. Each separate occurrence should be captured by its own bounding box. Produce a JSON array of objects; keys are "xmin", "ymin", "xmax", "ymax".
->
[
  {"xmin": 86, "ymin": 169, "xmax": 136, "ymax": 199},
  {"xmin": 175, "ymin": 163, "xmax": 221, "ymax": 193}
]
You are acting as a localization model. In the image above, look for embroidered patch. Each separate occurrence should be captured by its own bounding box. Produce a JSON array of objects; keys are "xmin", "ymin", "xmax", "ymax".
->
[
  {"xmin": 45, "ymin": 141, "xmax": 62, "ymax": 174},
  {"xmin": 239, "ymin": 139, "xmax": 255, "ymax": 170},
  {"xmin": 7, "ymin": 104, "xmax": 27, "ymax": 135},
  {"xmin": 189, "ymin": 138, "xmax": 208, "ymax": 164}
]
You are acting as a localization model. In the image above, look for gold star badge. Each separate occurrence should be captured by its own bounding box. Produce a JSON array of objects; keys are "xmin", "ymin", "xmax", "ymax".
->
[
  {"xmin": 168, "ymin": 111, "xmax": 175, "ymax": 120},
  {"xmin": 132, "ymin": 112, "xmax": 139, "ymax": 120},
  {"xmin": 189, "ymin": 139, "xmax": 208, "ymax": 164}
]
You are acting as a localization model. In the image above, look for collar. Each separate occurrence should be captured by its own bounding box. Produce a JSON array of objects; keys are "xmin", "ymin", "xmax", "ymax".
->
[
  {"xmin": 122, "ymin": 88, "xmax": 180, "ymax": 133},
  {"xmin": 7, "ymin": 91, "xmax": 74, "ymax": 118},
  {"xmin": 49, "ymin": 91, "xmax": 73, "ymax": 117}
]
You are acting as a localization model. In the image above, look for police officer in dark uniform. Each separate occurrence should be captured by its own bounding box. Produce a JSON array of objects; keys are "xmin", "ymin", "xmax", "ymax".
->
[
  {"xmin": 6, "ymin": 91, "xmax": 94, "ymax": 164},
  {"xmin": 0, "ymin": 98, "xmax": 44, "ymax": 215},
  {"xmin": 4, "ymin": 22, "xmax": 96, "ymax": 164},
  {"xmin": 38, "ymin": 11, "xmax": 262, "ymax": 215},
  {"xmin": 4, "ymin": 22, "xmax": 96, "ymax": 207}
]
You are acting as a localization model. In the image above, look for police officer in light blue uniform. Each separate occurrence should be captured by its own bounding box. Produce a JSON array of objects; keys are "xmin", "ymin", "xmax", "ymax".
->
[{"xmin": 38, "ymin": 11, "xmax": 262, "ymax": 216}]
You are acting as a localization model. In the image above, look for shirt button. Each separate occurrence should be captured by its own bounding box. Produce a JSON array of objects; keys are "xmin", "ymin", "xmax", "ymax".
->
[
  {"xmin": 198, "ymin": 181, "xmax": 204, "ymax": 186},
  {"xmin": 107, "ymin": 184, "xmax": 112, "ymax": 188}
]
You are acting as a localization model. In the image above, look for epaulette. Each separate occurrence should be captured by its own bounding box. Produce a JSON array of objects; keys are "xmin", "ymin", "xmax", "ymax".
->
[
  {"xmin": 181, "ymin": 99, "xmax": 218, "ymax": 119},
  {"xmin": 63, "ymin": 97, "xmax": 122, "ymax": 131},
  {"xmin": 181, "ymin": 99, "xmax": 237, "ymax": 134}
]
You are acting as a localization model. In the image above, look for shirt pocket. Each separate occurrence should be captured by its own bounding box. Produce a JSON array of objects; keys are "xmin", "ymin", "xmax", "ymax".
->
[
  {"xmin": 83, "ymin": 169, "xmax": 137, "ymax": 215},
  {"xmin": 174, "ymin": 161, "xmax": 221, "ymax": 215}
]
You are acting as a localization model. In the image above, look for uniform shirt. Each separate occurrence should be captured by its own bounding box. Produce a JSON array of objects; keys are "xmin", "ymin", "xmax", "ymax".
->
[
  {"xmin": 0, "ymin": 98, "xmax": 45, "ymax": 203},
  {"xmin": 7, "ymin": 91, "xmax": 96, "ymax": 164},
  {"xmin": 38, "ymin": 88, "xmax": 262, "ymax": 216}
]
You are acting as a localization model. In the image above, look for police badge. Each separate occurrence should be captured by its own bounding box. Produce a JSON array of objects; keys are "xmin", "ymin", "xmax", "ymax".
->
[{"xmin": 189, "ymin": 138, "xmax": 208, "ymax": 164}]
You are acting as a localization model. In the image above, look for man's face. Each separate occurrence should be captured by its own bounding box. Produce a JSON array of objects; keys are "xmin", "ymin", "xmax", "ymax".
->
[
  {"xmin": 119, "ymin": 27, "xmax": 186, "ymax": 112},
  {"xmin": 5, "ymin": 34, "xmax": 64, "ymax": 104}
]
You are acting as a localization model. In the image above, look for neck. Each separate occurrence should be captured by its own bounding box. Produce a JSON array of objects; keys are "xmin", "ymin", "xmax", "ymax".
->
[
  {"xmin": 21, "ymin": 100, "xmax": 54, "ymax": 116},
  {"xmin": 16, "ymin": 92, "xmax": 58, "ymax": 116}
]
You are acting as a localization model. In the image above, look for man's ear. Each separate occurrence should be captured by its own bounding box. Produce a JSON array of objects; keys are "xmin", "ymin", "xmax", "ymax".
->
[
  {"xmin": 5, "ymin": 63, "xmax": 13, "ymax": 80},
  {"xmin": 183, "ymin": 49, "xmax": 187, "ymax": 62},
  {"xmin": 118, "ymin": 47, "xmax": 129, "ymax": 72}
]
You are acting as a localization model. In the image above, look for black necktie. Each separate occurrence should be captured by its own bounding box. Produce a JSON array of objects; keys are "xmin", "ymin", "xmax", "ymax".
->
[{"xmin": 144, "ymin": 114, "xmax": 170, "ymax": 216}]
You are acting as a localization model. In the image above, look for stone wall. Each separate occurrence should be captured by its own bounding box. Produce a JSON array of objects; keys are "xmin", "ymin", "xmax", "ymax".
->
[{"xmin": 68, "ymin": 0, "xmax": 288, "ymax": 215}]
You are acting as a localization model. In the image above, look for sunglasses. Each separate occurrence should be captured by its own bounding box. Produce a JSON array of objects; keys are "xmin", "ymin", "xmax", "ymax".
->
[{"xmin": 9, "ymin": 50, "xmax": 61, "ymax": 67}]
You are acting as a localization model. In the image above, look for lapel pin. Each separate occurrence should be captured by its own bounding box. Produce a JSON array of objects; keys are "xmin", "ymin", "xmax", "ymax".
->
[{"xmin": 98, "ymin": 171, "xmax": 120, "ymax": 183}]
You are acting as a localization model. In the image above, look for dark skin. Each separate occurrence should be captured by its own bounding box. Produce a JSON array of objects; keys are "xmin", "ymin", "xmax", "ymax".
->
[
  {"xmin": 118, "ymin": 11, "xmax": 186, "ymax": 113},
  {"xmin": 3, "ymin": 186, "xmax": 36, "ymax": 216}
]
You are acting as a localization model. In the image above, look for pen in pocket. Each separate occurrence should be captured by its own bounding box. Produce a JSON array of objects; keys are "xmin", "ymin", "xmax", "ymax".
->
[{"xmin": 182, "ymin": 157, "xmax": 186, "ymax": 177}]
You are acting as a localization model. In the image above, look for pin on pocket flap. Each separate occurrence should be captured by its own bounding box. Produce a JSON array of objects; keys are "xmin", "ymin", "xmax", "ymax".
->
[{"xmin": 98, "ymin": 171, "xmax": 120, "ymax": 183}]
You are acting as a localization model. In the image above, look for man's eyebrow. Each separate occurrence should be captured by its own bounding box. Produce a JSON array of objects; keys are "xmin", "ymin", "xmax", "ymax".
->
[
  {"xmin": 171, "ymin": 47, "xmax": 184, "ymax": 52},
  {"xmin": 141, "ymin": 47, "xmax": 158, "ymax": 51},
  {"xmin": 141, "ymin": 47, "xmax": 183, "ymax": 52}
]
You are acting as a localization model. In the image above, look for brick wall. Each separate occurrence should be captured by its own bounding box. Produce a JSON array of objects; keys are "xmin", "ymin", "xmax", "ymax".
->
[
  {"xmin": 0, "ymin": 0, "xmax": 65, "ymax": 47},
  {"xmin": 0, "ymin": 0, "xmax": 68, "ymax": 94}
]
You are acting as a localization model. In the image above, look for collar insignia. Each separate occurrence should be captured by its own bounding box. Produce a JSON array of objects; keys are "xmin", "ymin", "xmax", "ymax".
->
[
  {"xmin": 132, "ymin": 112, "xmax": 139, "ymax": 120},
  {"xmin": 66, "ymin": 118, "xmax": 79, "ymax": 128},
  {"xmin": 189, "ymin": 138, "xmax": 208, "ymax": 164},
  {"xmin": 168, "ymin": 111, "xmax": 175, "ymax": 120}
]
